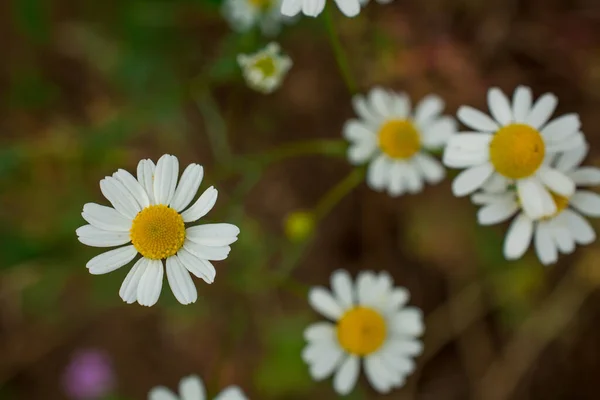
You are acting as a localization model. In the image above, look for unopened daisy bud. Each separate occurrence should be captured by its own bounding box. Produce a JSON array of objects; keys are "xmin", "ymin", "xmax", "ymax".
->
[
  {"xmin": 284, "ymin": 210, "xmax": 315, "ymax": 242},
  {"xmin": 237, "ymin": 42, "xmax": 292, "ymax": 94}
]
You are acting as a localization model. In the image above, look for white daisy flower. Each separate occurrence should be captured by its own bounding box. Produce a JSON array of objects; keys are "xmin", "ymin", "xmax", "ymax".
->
[
  {"xmin": 76, "ymin": 154, "xmax": 240, "ymax": 307},
  {"xmin": 443, "ymin": 86, "xmax": 586, "ymax": 220},
  {"xmin": 303, "ymin": 269, "xmax": 424, "ymax": 395},
  {"xmin": 281, "ymin": 0, "xmax": 360, "ymax": 18},
  {"xmin": 472, "ymin": 145, "xmax": 600, "ymax": 265},
  {"xmin": 237, "ymin": 42, "xmax": 292, "ymax": 94},
  {"xmin": 344, "ymin": 87, "xmax": 456, "ymax": 196},
  {"xmin": 222, "ymin": 0, "xmax": 292, "ymax": 37},
  {"xmin": 148, "ymin": 375, "xmax": 247, "ymax": 400}
]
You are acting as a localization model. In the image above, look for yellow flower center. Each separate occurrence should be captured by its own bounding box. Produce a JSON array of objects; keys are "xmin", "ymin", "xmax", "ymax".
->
[
  {"xmin": 489, "ymin": 124, "xmax": 545, "ymax": 179},
  {"xmin": 130, "ymin": 205, "xmax": 185, "ymax": 260},
  {"xmin": 378, "ymin": 120, "xmax": 421, "ymax": 159},
  {"xmin": 336, "ymin": 307, "xmax": 387, "ymax": 356},
  {"xmin": 543, "ymin": 192, "xmax": 570, "ymax": 219},
  {"xmin": 249, "ymin": 0, "xmax": 272, "ymax": 9},
  {"xmin": 253, "ymin": 57, "xmax": 277, "ymax": 77}
]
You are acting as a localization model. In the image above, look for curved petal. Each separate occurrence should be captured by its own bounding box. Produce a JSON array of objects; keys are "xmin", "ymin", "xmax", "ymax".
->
[
  {"xmin": 555, "ymin": 145, "xmax": 588, "ymax": 172},
  {"xmin": 148, "ymin": 387, "xmax": 179, "ymax": 400},
  {"xmin": 563, "ymin": 209, "xmax": 596, "ymax": 245},
  {"xmin": 183, "ymin": 240, "xmax": 231, "ymax": 261},
  {"xmin": 364, "ymin": 354, "xmax": 395, "ymax": 393},
  {"xmin": 333, "ymin": 355, "xmax": 360, "ymax": 395},
  {"xmin": 503, "ymin": 213, "xmax": 534, "ymax": 260},
  {"xmin": 451, "ymin": 163, "xmax": 494, "ymax": 196},
  {"xmin": 541, "ymin": 114, "xmax": 580, "ymax": 143},
  {"xmin": 176, "ymin": 250, "xmax": 216, "ymax": 284},
  {"xmin": 488, "ymin": 87, "xmax": 513, "ymax": 125},
  {"xmin": 308, "ymin": 287, "xmax": 344, "ymax": 320},
  {"xmin": 87, "ymin": 245, "xmax": 137, "ymax": 275},
  {"xmin": 302, "ymin": 0, "xmax": 326, "ymax": 17},
  {"xmin": 391, "ymin": 307, "xmax": 425, "ymax": 336},
  {"xmin": 414, "ymin": 95, "xmax": 444, "ymax": 128},
  {"xmin": 76, "ymin": 225, "xmax": 131, "ymax": 247},
  {"xmin": 412, "ymin": 153, "xmax": 445, "ymax": 184},
  {"xmin": 186, "ymin": 224, "xmax": 240, "ymax": 247},
  {"xmin": 113, "ymin": 168, "xmax": 150, "ymax": 209},
  {"xmin": 136, "ymin": 259, "xmax": 163, "ymax": 307},
  {"xmin": 516, "ymin": 177, "xmax": 556, "ymax": 220},
  {"xmin": 179, "ymin": 375, "xmax": 205, "ymax": 400},
  {"xmin": 537, "ymin": 167, "xmax": 575, "ymax": 198},
  {"xmin": 525, "ymin": 93, "xmax": 558, "ymax": 129},
  {"xmin": 214, "ymin": 386, "xmax": 247, "ymax": 400},
  {"xmin": 119, "ymin": 258, "xmax": 149, "ymax": 304},
  {"xmin": 457, "ymin": 106, "xmax": 499, "ymax": 132},
  {"xmin": 166, "ymin": 256, "xmax": 198, "ymax": 305},
  {"xmin": 280, "ymin": 0, "xmax": 303, "ymax": 17},
  {"xmin": 137, "ymin": 159, "xmax": 156, "ymax": 204},
  {"xmin": 153, "ymin": 154, "xmax": 179, "ymax": 205},
  {"xmin": 420, "ymin": 116, "xmax": 456, "ymax": 148},
  {"xmin": 82, "ymin": 203, "xmax": 132, "ymax": 232},
  {"xmin": 334, "ymin": 0, "xmax": 360, "ymax": 17},
  {"xmin": 100, "ymin": 176, "xmax": 141, "ymax": 219},
  {"xmin": 569, "ymin": 167, "xmax": 600, "ymax": 186},
  {"xmin": 512, "ymin": 86, "xmax": 532, "ymax": 123},
  {"xmin": 366, "ymin": 155, "xmax": 390, "ymax": 191},
  {"xmin": 570, "ymin": 190, "xmax": 600, "ymax": 217},
  {"xmin": 170, "ymin": 164, "xmax": 204, "ymax": 212},
  {"xmin": 308, "ymin": 345, "xmax": 344, "ymax": 380},
  {"xmin": 181, "ymin": 187, "xmax": 218, "ymax": 223},
  {"xmin": 304, "ymin": 322, "xmax": 336, "ymax": 343},
  {"xmin": 477, "ymin": 198, "xmax": 519, "ymax": 225},
  {"xmin": 331, "ymin": 269, "xmax": 354, "ymax": 309},
  {"xmin": 534, "ymin": 221, "xmax": 558, "ymax": 265}
]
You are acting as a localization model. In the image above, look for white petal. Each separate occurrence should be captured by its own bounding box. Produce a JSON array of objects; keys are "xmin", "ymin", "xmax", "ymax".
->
[
  {"xmin": 516, "ymin": 177, "xmax": 556, "ymax": 220},
  {"xmin": 391, "ymin": 307, "xmax": 424, "ymax": 336},
  {"xmin": 352, "ymin": 94, "xmax": 380, "ymax": 128},
  {"xmin": 136, "ymin": 259, "xmax": 163, "ymax": 307},
  {"xmin": 366, "ymin": 155, "xmax": 390, "ymax": 191},
  {"xmin": 166, "ymin": 256, "xmax": 198, "ymax": 305},
  {"xmin": 554, "ymin": 145, "xmax": 588, "ymax": 172},
  {"xmin": 569, "ymin": 167, "xmax": 600, "ymax": 186},
  {"xmin": 364, "ymin": 355, "xmax": 394, "ymax": 393},
  {"xmin": 304, "ymin": 322, "xmax": 336, "ymax": 342},
  {"xmin": 356, "ymin": 270, "xmax": 377, "ymax": 306},
  {"xmin": 480, "ymin": 173, "xmax": 510, "ymax": 193},
  {"xmin": 176, "ymin": 250, "xmax": 216, "ymax": 284},
  {"xmin": 181, "ymin": 186, "xmax": 218, "ymax": 223},
  {"xmin": 153, "ymin": 154, "xmax": 179, "ymax": 205},
  {"xmin": 420, "ymin": 116, "xmax": 456, "ymax": 148},
  {"xmin": 402, "ymin": 162, "xmax": 424, "ymax": 194},
  {"xmin": 412, "ymin": 153, "xmax": 446, "ymax": 184},
  {"xmin": 186, "ymin": 224, "xmax": 240, "ymax": 247},
  {"xmin": 385, "ymin": 338, "xmax": 424, "ymax": 357},
  {"xmin": 477, "ymin": 199, "xmax": 519, "ymax": 225},
  {"xmin": 503, "ymin": 213, "xmax": 534, "ymax": 260},
  {"xmin": 534, "ymin": 222, "xmax": 558, "ymax": 265},
  {"xmin": 331, "ymin": 269, "xmax": 354, "ymax": 309},
  {"xmin": 387, "ymin": 162, "xmax": 406, "ymax": 197},
  {"xmin": 541, "ymin": 114, "xmax": 580, "ymax": 143},
  {"xmin": 451, "ymin": 163, "xmax": 494, "ymax": 196},
  {"xmin": 512, "ymin": 86, "xmax": 532, "ymax": 123},
  {"xmin": 302, "ymin": 0, "xmax": 326, "ymax": 17},
  {"xmin": 550, "ymin": 220, "xmax": 575, "ymax": 255},
  {"xmin": 384, "ymin": 288, "xmax": 410, "ymax": 314},
  {"xmin": 183, "ymin": 240, "xmax": 231, "ymax": 261},
  {"xmin": 170, "ymin": 164, "xmax": 204, "ymax": 212},
  {"xmin": 333, "ymin": 355, "xmax": 360, "ymax": 395},
  {"xmin": 308, "ymin": 287, "xmax": 344, "ymax": 320},
  {"xmin": 488, "ymin": 87, "xmax": 513, "ymax": 125},
  {"xmin": 368, "ymin": 87, "xmax": 393, "ymax": 118},
  {"xmin": 570, "ymin": 191, "xmax": 600, "ymax": 217},
  {"xmin": 471, "ymin": 191, "xmax": 514, "ymax": 206},
  {"xmin": 308, "ymin": 345, "xmax": 344, "ymax": 380},
  {"xmin": 343, "ymin": 120, "xmax": 376, "ymax": 144},
  {"xmin": 457, "ymin": 106, "xmax": 499, "ymax": 132},
  {"xmin": 414, "ymin": 95, "xmax": 444, "ymax": 128},
  {"xmin": 348, "ymin": 140, "xmax": 377, "ymax": 165},
  {"xmin": 87, "ymin": 245, "xmax": 137, "ymax": 275},
  {"xmin": 137, "ymin": 159, "xmax": 156, "ymax": 204},
  {"xmin": 537, "ymin": 167, "xmax": 575, "ymax": 198},
  {"xmin": 179, "ymin": 375, "xmax": 205, "ymax": 400},
  {"xmin": 563, "ymin": 209, "xmax": 596, "ymax": 245},
  {"xmin": 119, "ymin": 258, "xmax": 149, "ymax": 304},
  {"xmin": 76, "ymin": 225, "xmax": 131, "ymax": 247},
  {"xmin": 445, "ymin": 133, "xmax": 493, "ymax": 152},
  {"xmin": 545, "ymin": 131, "xmax": 586, "ymax": 154},
  {"xmin": 280, "ymin": 0, "xmax": 302, "ymax": 17},
  {"xmin": 442, "ymin": 149, "xmax": 490, "ymax": 169},
  {"xmin": 214, "ymin": 386, "xmax": 247, "ymax": 400},
  {"xmin": 100, "ymin": 176, "xmax": 141, "ymax": 219},
  {"xmin": 113, "ymin": 169, "xmax": 150, "ymax": 209},
  {"xmin": 525, "ymin": 93, "xmax": 557, "ymax": 129},
  {"xmin": 334, "ymin": 0, "xmax": 360, "ymax": 17},
  {"xmin": 82, "ymin": 203, "xmax": 131, "ymax": 232},
  {"xmin": 389, "ymin": 91, "xmax": 410, "ymax": 119},
  {"xmin": 148, "ymin": 387, "xmax": 178, "ymax": 400}
]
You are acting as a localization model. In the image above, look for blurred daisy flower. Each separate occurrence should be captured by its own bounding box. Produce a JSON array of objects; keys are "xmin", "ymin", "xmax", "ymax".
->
[
  {"xmin": 63, "ymin": 349, "xmax": 115, "ymax": 400},
  {"xmin": 303, "ymin": 269, "xmax": 424, "ymax": 395},
  {"xmin": 149, "ymin": 375, "xmax": 247, "ymax": 400},
  {"xmin": 472, "ymin": 145, "xmax": 600, "ymax": 265},
  {"xmin": 443, "ymin": 86, "xmax": 585, "ymax": 220},
  {"xmin": 77, "ymin": 154, "xmax": 240, "ymax": 307},
  {"xmin": 344, "ymin": 88, "xmax": 456, "ymax": 196},
  {"xmin": 237, "ymin": 43, "xmax": 292, "ymax": 94},
  {"xmin": 281, "ymin": 0, "xmax": 360, "ymax": 18},
  {"xmin": 222, "ymin": 0, "xmax": 292, "ymax": 37}
]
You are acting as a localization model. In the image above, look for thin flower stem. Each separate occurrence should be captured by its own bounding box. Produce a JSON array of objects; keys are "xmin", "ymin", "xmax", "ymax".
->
[
  {"xmin": 323, "ymin": 5, "xmax": 358, "ymax": 95},
  {"xmin": 314, "ymin": 168, "xmax": 365, "ymax": 220}
]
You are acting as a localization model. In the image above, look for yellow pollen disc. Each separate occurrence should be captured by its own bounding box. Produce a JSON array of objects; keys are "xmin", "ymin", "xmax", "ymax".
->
[
  {"xmin": 130, "ymin": 205, "xmax": 185, "ymax": 260},
  {"xmin": 378, "ymin": 119, "xmax": 421, "ymax": 159},
  {"xmin": 337, "ymin": 307, "xmax": 387, "ymax": 356},
  {"xmin": 489, "ymin": 124, "xmax": 545, "ymax": 179},
  {"xmin": 253, "ymin": 56, "xmax": 277, "ymax": 77}
]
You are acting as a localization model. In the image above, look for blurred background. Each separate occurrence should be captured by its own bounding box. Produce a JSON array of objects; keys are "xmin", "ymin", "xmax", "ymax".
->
[{"xmin": 2, "ymin": 0, "xmax": 600, "ymax": 399}]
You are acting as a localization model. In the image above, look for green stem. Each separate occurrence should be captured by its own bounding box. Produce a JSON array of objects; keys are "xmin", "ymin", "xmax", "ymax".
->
[
  {"xmin": 323, "ymin": 5, "xmax": 358, "ymax": 94},
  {"xmin": 192, "ymin": 85, "xmax": 233, "ymax": 164},
  {"xmin": 314, "ymin": 168, "xmax": 364, "ymax": 220}
]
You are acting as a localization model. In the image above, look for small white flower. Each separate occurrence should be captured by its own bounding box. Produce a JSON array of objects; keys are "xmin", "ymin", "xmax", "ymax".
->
[
  {"xmin": 472, "ymin": 145, "xmax": 600, "ymax": 265},
  {"xmin": 303, "ymin": 269, "xmax": 424, "ymax": 395},
  {"xmin": 443, "ymin": 86, "xmax": 586, "ymax": 220},
  {"xmin": 281, "ymin": 0, "xmax": 361, "ymax": 18},
  {"xmin": 344, "ymin": 87, "xmax": 456, "ymax": 196},
  {"xmin": 237, "ymin": 43, "xmax": 292, "ymax": 94},
  {"xmin": 77, "ymin": 154, "xmax": 240, "ymax": 307},
  {"xmin": 222, "ymin": 0, "xmax": 293, "ymax": 36},
  {"xmin": 148, "ymin": 375, "xmax": 247, "ymax": 400}
]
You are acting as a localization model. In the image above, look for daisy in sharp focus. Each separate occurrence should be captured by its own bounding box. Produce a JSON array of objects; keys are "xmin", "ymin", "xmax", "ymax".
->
[
  {"xmin": 222, "ymin": 0, "xmax": 292, "ymax": 36},
  {"xmin": 443, "ymin": 86, "xmax": 586, "ymax": 220},
  {"xmin": 281, "ymin": 0, "xmax": 360, "ymax": 18},
  {"xmin": 76, "ymin": 154, "xmax": 240, "ymax": 307},
  {"xmin": 237, "ymin": 42, "xmax": 292, "ymax": 94},
  {"xmin": 471, "ymin": 145, "xmax": 600, "ymax": 265},
  {"xmin": 149, "ymin": 375, "xmax": 247, "ymax": 400},
  {"xmin": 303, "ymin": 269, "xmax": 424, "ymax": 395},
  {"xmin": 344, "ymin": 87, "xmax": 456, "ymax": 197}
]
